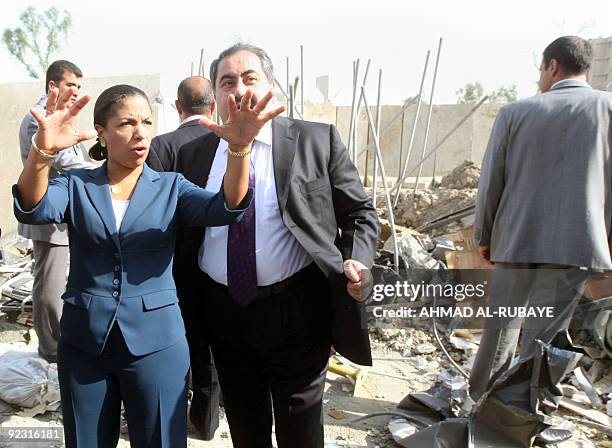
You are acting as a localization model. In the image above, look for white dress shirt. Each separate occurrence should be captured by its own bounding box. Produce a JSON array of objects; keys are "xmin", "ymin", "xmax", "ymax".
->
[{"xmin": 199, "ymin": 123, "xmax": 312, "ymax": 286}]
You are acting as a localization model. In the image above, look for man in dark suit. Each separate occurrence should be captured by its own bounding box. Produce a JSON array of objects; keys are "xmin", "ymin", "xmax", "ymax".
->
[
  {"xmin": 146, "ymin": 76, "xmax": 215, "ymax": 172},
  {"xmin": 176, "ymin": 43, "xmax": 379, "ymax": 448},
  {"xmin": 145, "ymin": 76, "xmax": 220, "ymax": 441}
]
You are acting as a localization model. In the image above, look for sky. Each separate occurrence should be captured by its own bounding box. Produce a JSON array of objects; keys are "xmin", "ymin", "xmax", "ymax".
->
[{"xmin": 1, "ymin": 0, "xmax": 611, "ymax": 133}]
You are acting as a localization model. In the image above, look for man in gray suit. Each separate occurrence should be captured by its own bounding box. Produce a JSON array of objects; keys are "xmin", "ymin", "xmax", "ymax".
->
[
  {"xmin": 18, "ymin": 60, "xmax": 95, "ymax": 363},
  {"xmin": 470, "ymin": 36, "xmax": 612, "ymax": 400}
]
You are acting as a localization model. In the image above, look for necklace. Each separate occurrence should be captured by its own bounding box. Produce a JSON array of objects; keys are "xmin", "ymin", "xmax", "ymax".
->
[{"xmin": 110, "ymin": 185, "xmax": 122, "ymax": 194}]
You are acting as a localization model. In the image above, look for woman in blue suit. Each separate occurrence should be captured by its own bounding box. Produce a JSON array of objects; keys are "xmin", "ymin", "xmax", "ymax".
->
[{"xmin": 13, "ymin": 84, "xmax": 284, "ymax": 447}]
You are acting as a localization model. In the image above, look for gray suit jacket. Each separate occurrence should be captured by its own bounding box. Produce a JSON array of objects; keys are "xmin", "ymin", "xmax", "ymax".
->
[
  {"xmin": 474, "ymin": 80, "xmax": 612, "ymax": 270},
  {"xmin": 18, "ymin": 94, "xmax": 95, "ymax": 245}
]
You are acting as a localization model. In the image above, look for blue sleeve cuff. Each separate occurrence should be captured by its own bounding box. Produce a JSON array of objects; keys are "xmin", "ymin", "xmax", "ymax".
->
[
  {"xmin": 13, "ymin": 184, "xmax": 47, "ymax": 216},
  {"xmin": 223, "ymin": 187, "xmax": 254, "ymax": 213}
]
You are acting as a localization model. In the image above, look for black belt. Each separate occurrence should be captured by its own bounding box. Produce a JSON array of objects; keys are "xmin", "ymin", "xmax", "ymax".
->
[{"xmin": 204, "ymin": 263, "xmax": 317, "ymax": 299}]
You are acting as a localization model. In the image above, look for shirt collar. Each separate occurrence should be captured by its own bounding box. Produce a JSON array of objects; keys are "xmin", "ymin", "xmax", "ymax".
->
[
  {"xmin": 550, "ymin": 79, "xmax": 591, "ymax": 91},
  {"xmin": 38, "ymin": 94, "xmax": 48, "ymax": 108},
  {"xmin": 221, "ymin": 121, "xmax": 272, "ymax": 152},
  {"xmin": 180, "ymin": 114, "xmax": 205, "ymax": 125}
]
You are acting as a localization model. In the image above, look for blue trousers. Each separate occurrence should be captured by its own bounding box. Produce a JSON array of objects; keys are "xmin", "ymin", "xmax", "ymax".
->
[{"xmin": 58, "ymin": 323, "xmax": 190, "ymax": 448}]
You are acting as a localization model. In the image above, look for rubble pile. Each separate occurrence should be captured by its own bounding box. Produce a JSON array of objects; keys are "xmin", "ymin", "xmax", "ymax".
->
[
  {"xmin": 0, "ymin": 238, "xmax": 34, "ymax": 326},
  {"xmin": 438, "ymin": 160, "xmax": 481, "ymax": 190},
  {"xmin": 378, "ymin": 160, "xmax": 480, "ymax": 232}
]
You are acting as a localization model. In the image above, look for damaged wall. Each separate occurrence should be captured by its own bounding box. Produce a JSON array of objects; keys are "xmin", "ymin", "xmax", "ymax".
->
[
  {"xmin": 1, "ymin": 78, "xmax": 500, "ymax": 242},
  {"xmin": 588, "ymin": 35, "xmax": 612, "ymax": 92},
  {"xmin": 306, "ymin": 102, "xmax": 501, "ymax": 181},
  {"xmin": 0, "ymin": 75, "xmax": 160, "ymax": 243}
]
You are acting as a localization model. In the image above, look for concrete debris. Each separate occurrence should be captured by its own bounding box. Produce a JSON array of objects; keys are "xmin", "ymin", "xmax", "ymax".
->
[
  {"xmin": 1, "ymin": 238, "xmax": 34, "ymax": 320},
  {"xmin": 448, "ymin": 330, "xmax": 480, "ymax": 352},
  {"xmin": 377, "ymin": 218, "xmax": 418, "ymax": 247},
  {"xmin": 413, "ymin": 356, "xmax": 440, "ymax": 371},
  {"xmin": 0, "ymin": 238, "xmax": 32, "ymax": 267},
  {"xmin": 562, "ymin": 384, "xmax": 581, "ymax": 398},
  {"xmin": 438, "ymin": 371, "xmax": 467, "ymax": 391},
  {"xmin": 388, "ymin": 188, "xmax": 477, "ymax": 232},
  {"xmin": 383, "ymin": 232, "xmax": 442, "ymax": 270},
  {"xmin": 375, "ymin": 328, "xmax": 409, "ymax": 342},
  {"xmin": 388, "ymin": 418, "xmax": 418, "ymax": 443},
  {"xmin": 416, "ymin": 342, "xmax": 437, "ymax": 355},
  {"xmin": 438, "ymin": 160, "xmax": 481, "ymax": 190}
]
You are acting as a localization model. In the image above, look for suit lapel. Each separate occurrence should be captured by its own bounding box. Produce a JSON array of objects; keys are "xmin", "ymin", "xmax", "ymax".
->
[
  {"xmin": 119, "ymin": 165, "xmax": 160, "ymax": 233},
  {"xmin": 272, "ymin": 118, "xmax": 299, "ymax": 212},
  {"xmin": 83, "ymin": 164, "xmax": 120, "ymax": 249}
]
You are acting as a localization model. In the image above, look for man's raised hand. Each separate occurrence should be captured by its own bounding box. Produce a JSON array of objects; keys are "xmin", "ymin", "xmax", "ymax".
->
[{"xmin": 199, "ymin": 90, "xmax": 286, "ymax": 147}]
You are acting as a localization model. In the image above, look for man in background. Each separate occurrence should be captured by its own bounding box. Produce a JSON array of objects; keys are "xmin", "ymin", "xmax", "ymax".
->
[
  {"xmin": 146, "ymin": 76, "xmax": 215, "ymax": 172},
  {"xmin": 18, "ymin": 59, "xmax": 95, "ymax": 363},
  {"xmin": 147, "ymin": 76, "xmax": 220, "ymax": 440},
  {"xmin": 471, "ymin": 36, "xmax": 612, "ymax": 400}
]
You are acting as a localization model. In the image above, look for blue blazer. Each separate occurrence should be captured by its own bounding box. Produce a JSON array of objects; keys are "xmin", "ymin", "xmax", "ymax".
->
[{"xmin": 13, "ymin": 163, "xmax": 250, "ymax": 356}]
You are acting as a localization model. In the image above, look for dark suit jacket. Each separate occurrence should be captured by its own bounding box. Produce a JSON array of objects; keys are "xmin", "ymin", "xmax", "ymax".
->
[
  {"xmin": 147, "ymin": 120, "xmax": 210, "ymax": 172},
  {"xmin": 13, "ymin": 164, "xmax": 249, "ymax": 356},
  {"xmin": 175, "ymin": 117, "xmax": 379, "ymax": 365}
]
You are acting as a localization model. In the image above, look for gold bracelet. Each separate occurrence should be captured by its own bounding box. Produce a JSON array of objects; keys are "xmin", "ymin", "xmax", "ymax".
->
[
  {"xmin": 31, "ymin": 134, "xmax": 56, "ymax": 159},
  {"xmin": 227, "ymin": 147, "xmax": 252, "ymax": 158}
]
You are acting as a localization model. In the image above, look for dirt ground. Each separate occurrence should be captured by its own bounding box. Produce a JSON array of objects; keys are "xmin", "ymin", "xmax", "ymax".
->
[
  {"xmin": 0, "ymin": 311, "xmax": 608, "ymax": 448},
  {"xmin": 0, "ymin": 312, "xmax": 426, "ymax": 448}
]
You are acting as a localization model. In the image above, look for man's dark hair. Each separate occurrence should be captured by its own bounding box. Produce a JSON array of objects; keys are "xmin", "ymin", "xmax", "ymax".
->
[
  {"xmin": 45, "ymin": 60, "xmax": 83, "ymax": 93},
  {"xmin": 210, "ymin": 43, "xmax": 274, "ymax": 89},
  {"xmin": 542, "ymin": 36, "xmax": 593, "ymax": 75},
  {"xmin": 177, "ymin": 77, "xmax": 214, "ymax": 115}
]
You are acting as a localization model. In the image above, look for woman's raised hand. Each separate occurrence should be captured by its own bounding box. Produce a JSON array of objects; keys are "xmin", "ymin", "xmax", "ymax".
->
[
  {"xmin": 199, "ymin": 90, "xmax": 286, "ymax": 147},
  {"xmin": 30, "ymin": 86, "xmax": 97, "ymax": 154}
]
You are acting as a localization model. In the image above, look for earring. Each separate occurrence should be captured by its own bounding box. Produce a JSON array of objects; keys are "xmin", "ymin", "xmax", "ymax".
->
[{"xmin": 100, "ymin": 138, "xmax": 106, "ymax": 148}]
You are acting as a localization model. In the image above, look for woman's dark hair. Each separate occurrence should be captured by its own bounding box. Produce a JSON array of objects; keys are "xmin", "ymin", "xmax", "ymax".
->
[{"xmin": 89, "ymin": 84, "xmax": 151, "ymax": 161}]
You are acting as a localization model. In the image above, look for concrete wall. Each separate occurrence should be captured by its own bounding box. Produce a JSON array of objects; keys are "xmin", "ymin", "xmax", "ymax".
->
[
  {"xmin": 588, "ymin": 36, "xmax": 612, "ymax": 92},
  {"xmin": 304, "ymin": 102, "xmax": 500, "ymax": 183},
  {"xmin": 0, "ymin": 75, "xmax": 160, "ymax": 243},
  {"xmin": 0, "ymin": 72, "xmax": 499, "ymax": 244}
]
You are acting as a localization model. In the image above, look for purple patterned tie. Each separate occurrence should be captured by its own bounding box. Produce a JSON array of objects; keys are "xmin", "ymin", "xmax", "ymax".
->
[{"xmin": 227, "ymin": 168, "xmax": 258, "ymax": 307}]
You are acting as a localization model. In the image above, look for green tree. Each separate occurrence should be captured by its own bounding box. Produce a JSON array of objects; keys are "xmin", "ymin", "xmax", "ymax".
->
[
  {"xmin": 456, "ymin": 81, "xmax": 485, "ymax": 104},
  {"xmin": 2, "ymin": 6, "xmax": 72, "ymax": 79},
  {"xmin": 456, "ymin": 81, "xmax": 518, "ymax": 104},
  {"xmin": 489, "ymin": 84, "xmax": 518, "ymax": 104}
]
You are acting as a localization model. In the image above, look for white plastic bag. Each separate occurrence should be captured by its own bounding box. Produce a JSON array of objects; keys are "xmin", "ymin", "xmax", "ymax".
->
[{"xmin": 0, "ymin": 350, "xmax": 60, "ymax": 409}]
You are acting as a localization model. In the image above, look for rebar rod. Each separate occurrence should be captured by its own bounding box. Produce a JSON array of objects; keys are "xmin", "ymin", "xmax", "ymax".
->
[
  {"xmin": 361, "ymin": 87, "xmax": 399, "ymax": 272},
  {"xmin": 392, "ymin": 51, "xmax": 430, "ymax": 206},
  {"xmin": 413, "ymin": 38, "xmax": 443, "ymax": 197}
]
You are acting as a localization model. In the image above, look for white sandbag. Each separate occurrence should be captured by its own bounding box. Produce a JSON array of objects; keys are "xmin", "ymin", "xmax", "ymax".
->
[{"xmin": 0, "ymin": 350, "xmax": 60, "ymax": 409}]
